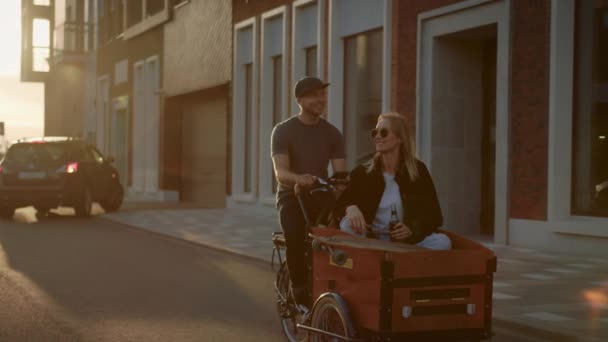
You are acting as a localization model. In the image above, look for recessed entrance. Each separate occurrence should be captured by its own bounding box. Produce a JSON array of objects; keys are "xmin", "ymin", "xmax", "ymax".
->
[{"xmin": 417, "ymin": 0, "xmax": 511, "ymax": 243}]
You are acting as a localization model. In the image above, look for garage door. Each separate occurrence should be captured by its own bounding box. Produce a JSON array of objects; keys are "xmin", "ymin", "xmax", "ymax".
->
[{"xmin": 180, "ymin": 91, "xmax": 227, "ymax": 207}]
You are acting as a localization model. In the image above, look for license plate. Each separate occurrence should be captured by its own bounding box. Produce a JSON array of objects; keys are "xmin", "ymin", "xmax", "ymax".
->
[{"xmin": 18, "ymin": 171, "xmax": 47, "ymax": 180}]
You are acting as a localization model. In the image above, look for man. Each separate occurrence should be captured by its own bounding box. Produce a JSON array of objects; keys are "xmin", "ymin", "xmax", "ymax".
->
[{"xmin": 271, "ymin": 77, "xmax": 347, "ymax": 307}]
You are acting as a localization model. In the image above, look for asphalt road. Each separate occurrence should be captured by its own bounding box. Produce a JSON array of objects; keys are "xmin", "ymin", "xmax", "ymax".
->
[
  {"xmin": 0, "ymin": 207, "xmax": 567, "ymax": 342},
  {"xmin": 0, "ymin": 208, "xmax": 283, "ymax": 341}
]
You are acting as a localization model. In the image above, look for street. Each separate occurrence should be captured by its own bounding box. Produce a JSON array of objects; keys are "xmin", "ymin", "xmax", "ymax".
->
[
  {"xmin": 0, "ymin": 208, "xmax": 575, "ymax": 341},
  {"xmin": 0, "ymin": 209, "xmax": 283, "ymax": 341}
]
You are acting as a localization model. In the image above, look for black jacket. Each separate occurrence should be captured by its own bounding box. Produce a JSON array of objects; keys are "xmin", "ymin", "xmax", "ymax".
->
[{"xmin": 334, "ymin": 159, "xmax": 443, "ymax": 244}]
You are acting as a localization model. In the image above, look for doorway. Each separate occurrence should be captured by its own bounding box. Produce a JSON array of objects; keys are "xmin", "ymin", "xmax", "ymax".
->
[
  {"xmin": 430, "ymin": 25, "xmax": 497, "ymax": 236},
  {"xmin": 417, "ymin": 0, "xmax": 511, "ymax": 243}
]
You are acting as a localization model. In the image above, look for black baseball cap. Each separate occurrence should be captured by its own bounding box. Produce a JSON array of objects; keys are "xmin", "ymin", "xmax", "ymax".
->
[{"xmin": 294, "ymin": 76, "xmax": 329, "ymax": 98}]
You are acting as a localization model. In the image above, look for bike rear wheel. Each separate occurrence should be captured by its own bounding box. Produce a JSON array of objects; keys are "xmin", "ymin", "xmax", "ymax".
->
[{"xmin": 276, "ymin": 261, "xmax": 308, "ymax": 342}]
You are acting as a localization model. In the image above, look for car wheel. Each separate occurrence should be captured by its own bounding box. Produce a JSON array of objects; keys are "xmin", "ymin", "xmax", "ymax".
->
[
  {"xmin": 100, "ymin": 183, "xmax": 123, "ymax": 213},
  {"xmin": 0, "ymin": 206, "xmax": 15, "ymax": 220},
  {"xmin": 74, "ymin": 186, "xmax": 93, "ymax": 218}
]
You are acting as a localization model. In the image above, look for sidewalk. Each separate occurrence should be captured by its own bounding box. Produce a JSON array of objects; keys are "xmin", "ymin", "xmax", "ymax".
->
[{"xmin": 102, "ymin": 205, "xmax": 607, "ymax": 341}]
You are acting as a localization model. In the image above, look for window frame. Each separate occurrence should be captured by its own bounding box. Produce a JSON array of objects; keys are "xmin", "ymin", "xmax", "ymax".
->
[{"xmin": 231, "ymin": 17, "xmax": 258, "ymax": 203}]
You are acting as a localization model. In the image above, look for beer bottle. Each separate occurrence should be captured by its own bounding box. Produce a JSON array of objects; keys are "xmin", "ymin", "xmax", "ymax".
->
[{"xmin": 389, "ymin": 204, "xmax": 399, "ymax": 242}]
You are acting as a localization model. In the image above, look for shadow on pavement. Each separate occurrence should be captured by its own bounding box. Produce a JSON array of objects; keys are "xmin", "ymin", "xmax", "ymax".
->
[{"xmin": 0, "ymin": 216, "xmax": 281, "ymax": 339}]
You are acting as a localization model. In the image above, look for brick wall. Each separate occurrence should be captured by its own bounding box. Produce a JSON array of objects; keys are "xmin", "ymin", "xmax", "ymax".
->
[{"xmin": 508, "ymin": 0, "xmax": 550, "ymax": 220}]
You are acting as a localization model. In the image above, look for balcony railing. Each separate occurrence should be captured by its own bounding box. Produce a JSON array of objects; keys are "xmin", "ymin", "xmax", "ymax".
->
[{"xmin": 53, "ymin": 21, "xmax": 92, "ymax": 63}]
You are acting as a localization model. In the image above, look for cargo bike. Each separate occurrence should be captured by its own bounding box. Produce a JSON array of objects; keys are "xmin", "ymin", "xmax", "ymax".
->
[{"xmin": 271, "ymin": 177, "xmax": 497, "ymax": 341}]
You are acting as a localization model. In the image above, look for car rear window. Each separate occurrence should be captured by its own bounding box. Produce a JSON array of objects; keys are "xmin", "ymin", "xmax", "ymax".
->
[{"xmin": 5, "ymin": 143, "xmax": 72, "ymax": 163}]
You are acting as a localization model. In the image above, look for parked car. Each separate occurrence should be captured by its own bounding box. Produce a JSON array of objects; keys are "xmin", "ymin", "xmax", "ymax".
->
[{"xmin": 0, "ymin": 137, "xmax": 123, "ymax": 219}]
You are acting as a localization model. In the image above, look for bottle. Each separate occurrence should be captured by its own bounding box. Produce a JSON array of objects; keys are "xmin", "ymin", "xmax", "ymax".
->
[{"xmin": 388, "ymin": 204, "xmax": 399, "ymax": 242}]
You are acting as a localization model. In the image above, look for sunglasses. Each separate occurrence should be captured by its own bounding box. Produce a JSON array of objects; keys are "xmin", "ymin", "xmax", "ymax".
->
[{"xmin": 371, "ymin": 128, "xmax": 389, "ymax": 138}]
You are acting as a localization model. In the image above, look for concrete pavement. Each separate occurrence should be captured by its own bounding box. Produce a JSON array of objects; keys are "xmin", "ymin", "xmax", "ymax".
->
[{"xmin": 101, "ymin": 203, "xmax": 608, "ymax": 341}]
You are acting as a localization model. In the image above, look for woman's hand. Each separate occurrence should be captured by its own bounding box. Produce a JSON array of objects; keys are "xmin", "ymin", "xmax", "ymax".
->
[
  {"xmin": 345, "ymin": 205, "xmax": 366, "ymax": 234},
  {"xmin": 390, "ymin": 222, "xmax": 412, "ymax": 240}
]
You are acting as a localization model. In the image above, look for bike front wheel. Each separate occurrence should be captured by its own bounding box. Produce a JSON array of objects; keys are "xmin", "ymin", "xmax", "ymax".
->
[
  {"xmin": 276, "ymin": 261, "xmax": 308, "ymax": 342},
  {"xmin": 309, "ymin": 295, "xmax": 354, "ymax": 342}
]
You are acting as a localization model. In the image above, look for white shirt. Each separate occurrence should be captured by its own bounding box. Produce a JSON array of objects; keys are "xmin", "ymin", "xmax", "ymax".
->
[{"xmin": 340, "ymin": 172, "xmax": 404, "ymax": 241}]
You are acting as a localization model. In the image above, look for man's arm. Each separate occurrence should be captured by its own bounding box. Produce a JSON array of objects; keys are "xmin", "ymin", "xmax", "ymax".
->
[
  {"xmin": 272, "ymin": 154, "xmax": 297, "ymax": 187},
  {"xmin": 272, "ymin": 154, "xmax": 317, "ymax": 188}
]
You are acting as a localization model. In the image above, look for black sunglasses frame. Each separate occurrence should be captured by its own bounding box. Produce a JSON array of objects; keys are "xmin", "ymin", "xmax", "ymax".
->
[{"xmin": 371, "ymin": 128, "xmax": 389, "ymax": 138}]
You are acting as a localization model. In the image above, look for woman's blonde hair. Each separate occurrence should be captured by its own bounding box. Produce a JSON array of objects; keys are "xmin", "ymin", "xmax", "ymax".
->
[{"xmin": 365, "ymin": 112, "xmax": 419, "ymax": 181}]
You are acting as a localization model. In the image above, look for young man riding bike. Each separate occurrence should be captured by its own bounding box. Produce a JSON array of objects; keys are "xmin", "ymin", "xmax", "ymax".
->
[{"xmin": 271, "ymin": 76, "xmax": 347, "ymax": 309}]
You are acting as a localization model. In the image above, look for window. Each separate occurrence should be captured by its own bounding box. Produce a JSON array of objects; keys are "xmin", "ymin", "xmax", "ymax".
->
[
  {"xmin": 343, "ymin": 29, "xmax": 384, "ymax": 168},
  {"xmin": 6, "ymin": 144, "xmax": 68, "ymax": 163},
  {"xmin": 90, "ymin": 147, "xmax": 105, "ymax": 164},
  {"xmin": 147, "ymin": 0, "xmax": 164, "ymax": 16},
  {"xmin": 272, "ymin": 56, "xmax": 283, "ymax": 193},
  {"xmin": 305, "ymin": 46, "xmax": 318, "ymax": 77},
  {"xmin": 32, "ymin": 18, "xmax": 50, "ymax": 72},
  {"xmin": 127, "ymin": 0, "xmax": 143, "ymax": 27},
  {"xmin": 98, "ymin": 0, "xmax": 105, "ymax": 17},
  {"xmin": 79, "ymin": 147, "xmax": 95, "ymax": 162},
  {"xmin": 33, "ymin": 0, "xmax": 51, "ymax": 6},
  {"xmin": 112, "ymin": 0, "xmax": 124, "ymax": 37},
  {"xmin": 244, "ymin": 63, "xmax": 253, "ymax": 193},
  {"xmin": 572, "ymin": 0, "xmax": 608, "ymax": 216}
]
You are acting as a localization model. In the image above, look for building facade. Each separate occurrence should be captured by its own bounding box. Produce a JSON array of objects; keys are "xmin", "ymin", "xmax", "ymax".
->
[
  {"xmin": 231, "ymin": 0, "xmax": 608, "ymax": 256},
  {"xmin": 24, "ymin": 0, "xmax": 607, "ymax": 256},
  {"xmin": 93, "ymin": 0, "xmax": 174, "ymax": 201},
  {"xmin": 162, "ymin": 0, "xmax": 232, "ymax": 206}
]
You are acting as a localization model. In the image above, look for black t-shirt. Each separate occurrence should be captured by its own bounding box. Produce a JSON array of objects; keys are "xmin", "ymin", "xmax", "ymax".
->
[{"xmin": 271, "ymin": 116, "xmax": 345, "ymax": 193}]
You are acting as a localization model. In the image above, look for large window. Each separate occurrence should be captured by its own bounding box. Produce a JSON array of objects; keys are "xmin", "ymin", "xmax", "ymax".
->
[
  {"xmin": 272, "ymin": 56, "xmax": 283, "ymax": 193},
  {"xmin": 127, "ymin": 0, "xmax": 143, "ymax": 27},
  {"xmin": 305, "ymin": 46, "xmax": 318, "ymax": 77},
  {"xmin": 147, "ymin": 0, "xmax": 164, "ymax": 16},
  {"xmin": 244, "ymin": 63, "xmax": 253, "ymax": 193},
  {"xmin": 343, "ymin": 29, "xmax": 383, "ymax": 168},
  {"xmin": 112, "ymin": 0, "xmax": 124, "ymax": 38},
  {"xmin": 573, "ymin": 0, "xmax": 608, "ymax": 216}
]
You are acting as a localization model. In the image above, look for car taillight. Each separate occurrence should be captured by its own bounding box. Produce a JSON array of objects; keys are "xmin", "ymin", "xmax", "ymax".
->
[
  {"xmin": 0, "ymin": 165, "xmax": 3, "ymax": 174},
  {"xmin": 66, "ymin": 162, "xmax": 79, "ymax": 173},
  {"xmin": 57, "ymin": 162, "xmax": 79, "ymax": 174}
]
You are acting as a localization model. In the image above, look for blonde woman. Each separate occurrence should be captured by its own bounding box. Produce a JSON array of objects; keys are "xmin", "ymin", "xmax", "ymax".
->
[{"xmin": 334, "ymin": 113, "xmax": 451, "ymax": 250}]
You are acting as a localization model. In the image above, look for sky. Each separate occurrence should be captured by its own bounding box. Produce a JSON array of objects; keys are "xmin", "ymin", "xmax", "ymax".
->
[{"xmin": 0, "ymin": 0, "xmax": 44, "ymax": 144}]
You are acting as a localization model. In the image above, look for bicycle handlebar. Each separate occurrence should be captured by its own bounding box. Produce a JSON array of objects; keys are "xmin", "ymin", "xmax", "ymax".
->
[{"xmin": 294, "ymin": 175, "xmax": 349, "ymax": 228}]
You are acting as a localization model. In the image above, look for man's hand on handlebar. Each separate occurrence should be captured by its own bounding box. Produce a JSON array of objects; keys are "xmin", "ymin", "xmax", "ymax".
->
[
  {"xmin": 293, "ymin": 174, "xmax": 317, "ymax": 195},
  {"xmin": 296, "ymin": 174, "xmax": 318, "ymax": 188}
]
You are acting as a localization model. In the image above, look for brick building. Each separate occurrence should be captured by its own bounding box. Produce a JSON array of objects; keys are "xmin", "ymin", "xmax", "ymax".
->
[
  {"xmin": 22, "ymin": 0, "xmax": 607, "ymax": 256},
  {"xmin": 230, "ymin": 0, "xmax": 608, "ymax": 256}
]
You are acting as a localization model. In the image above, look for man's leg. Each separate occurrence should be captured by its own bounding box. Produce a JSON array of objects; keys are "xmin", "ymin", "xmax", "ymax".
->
[{"xmin": 277, "ymin": 194, "xmax": 308, "ymax": 305}]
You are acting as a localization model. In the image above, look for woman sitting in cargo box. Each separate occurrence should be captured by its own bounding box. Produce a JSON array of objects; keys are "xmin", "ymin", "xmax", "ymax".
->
[{"xmin": 334, "ymin": 113, "xmax": 451, "ymax": 250}]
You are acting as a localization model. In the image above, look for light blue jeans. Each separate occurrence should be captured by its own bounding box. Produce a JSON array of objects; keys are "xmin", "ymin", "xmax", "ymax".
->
[{"xmin": 339, "ymin": 218, "xmax": 451, "ymax": 250}]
